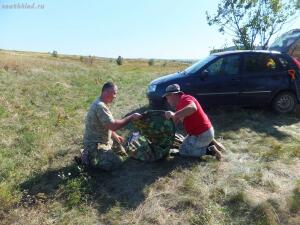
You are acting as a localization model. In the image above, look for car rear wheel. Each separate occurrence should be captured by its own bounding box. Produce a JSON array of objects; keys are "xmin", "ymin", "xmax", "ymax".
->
[{"xmin": 272, "ymin": 92, "xmax": 297, "ymax": 113}]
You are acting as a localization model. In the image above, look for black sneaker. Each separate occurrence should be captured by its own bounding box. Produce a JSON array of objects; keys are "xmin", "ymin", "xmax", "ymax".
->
[{"xmin": 74, "ymin": 156, "xmax": 82, "ymax": 165}]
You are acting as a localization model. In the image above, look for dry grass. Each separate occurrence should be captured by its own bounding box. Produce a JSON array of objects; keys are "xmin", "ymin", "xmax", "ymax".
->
[{"xmin": 0, "ymin": 49, "xmax": 299, "ymax": 225}]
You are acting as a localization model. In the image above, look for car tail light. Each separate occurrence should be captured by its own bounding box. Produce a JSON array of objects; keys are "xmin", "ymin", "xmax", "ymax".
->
[
  {"xmin": 288, "ymin": 57, "xmax": 300, "ymax": 80},
  {"xmin": 288, "ymin": 69, "xmax": 296, "ymax": 80},
  {"xmin": 292, "ymin": 57, "xmax": 300, "ymax": 70}
]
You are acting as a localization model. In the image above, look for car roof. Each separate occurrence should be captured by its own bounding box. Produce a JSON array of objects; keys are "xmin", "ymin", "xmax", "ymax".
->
[{"xmin": 212, "ymin": 50, "xmax": 282, "ymax": 56}]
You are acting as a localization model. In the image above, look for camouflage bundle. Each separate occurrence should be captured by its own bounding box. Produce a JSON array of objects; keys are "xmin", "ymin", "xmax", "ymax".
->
[{"xmin": 126, "ymin": 110, "xmax": 175, "ymax": 161}]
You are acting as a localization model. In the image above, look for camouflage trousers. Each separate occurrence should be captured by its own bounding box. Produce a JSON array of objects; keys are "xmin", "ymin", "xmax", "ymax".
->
[
  {"xmin": 180, "ymin": 127, "xmax": 214, "ymax": 157},
  {"xmin": 82, "ymin": 141, "xmax": 125, "ymax": 171}
]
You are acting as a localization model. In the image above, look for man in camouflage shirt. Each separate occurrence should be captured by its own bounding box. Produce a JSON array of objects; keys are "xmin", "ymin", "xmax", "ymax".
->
[{"xmin": 82, "ymin": 82, "xmax": 142, "ymax": 171}]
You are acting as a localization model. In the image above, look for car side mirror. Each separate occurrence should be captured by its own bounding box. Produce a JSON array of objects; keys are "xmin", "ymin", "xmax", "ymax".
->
[
  {"xmin": 200, "ymin": 70, "xmax": 209, "ymax": 80},
  {"xmin": 202, "ymin": 69, "xmax": 209, "ymax": 75}
]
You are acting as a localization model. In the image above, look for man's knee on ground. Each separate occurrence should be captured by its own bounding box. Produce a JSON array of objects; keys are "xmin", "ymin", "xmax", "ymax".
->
[{"xmin": 89, "ymin": 147, "xmax": 124, "ymax": 171}]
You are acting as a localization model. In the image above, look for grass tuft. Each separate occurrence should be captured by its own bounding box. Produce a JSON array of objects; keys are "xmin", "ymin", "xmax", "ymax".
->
[
  {"xmin": 289, "ymin": 180, "xmax": 300, "ymax": 213},
  {"xmin": 252, "ymin": 201, "xmax": 280, "ymax": 225},
  {"xmin": 57, "ymin": 172, "xmax": 91, "ymax": 209}
]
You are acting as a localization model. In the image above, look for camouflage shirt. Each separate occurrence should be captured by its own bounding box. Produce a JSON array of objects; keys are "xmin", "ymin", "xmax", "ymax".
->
[{"xmin": 83, "ymin": 97, "xmax": 114, "ymax": 145}]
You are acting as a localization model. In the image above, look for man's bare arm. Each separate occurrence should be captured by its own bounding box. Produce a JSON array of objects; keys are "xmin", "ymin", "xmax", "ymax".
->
[
  {"xmin": 106, "ymin": 113, "xmax": 142, "ymax": 131},
  {"xmin": 174, "ymin": 102, "xmax": 197, "ymax": 121},
  {"xmin": 165, "ymin": 102, "xmax": 197, "ymax": 123}
]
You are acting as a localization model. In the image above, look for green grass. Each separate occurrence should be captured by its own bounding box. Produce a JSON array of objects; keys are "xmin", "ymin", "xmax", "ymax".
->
[
  {"xmin": 289, "ymin": 180, "xmax": 300, "ymax": 213},
  {"xmin": 0, "ymin": 50, "xmax": 299, "ymax": 224}
]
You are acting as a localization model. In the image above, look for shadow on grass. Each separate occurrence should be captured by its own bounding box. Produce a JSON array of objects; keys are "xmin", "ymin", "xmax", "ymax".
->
[
  {"xmin": 206, "ymin": 106, "xmax": 300, "ymax": 140},
  {"xmin": 91, "ymin": 157, "xmax": 199, "ymax": 212},
  {"xmin": 19, "ymin": 156, "xmax": 200, "ymax": 213}
]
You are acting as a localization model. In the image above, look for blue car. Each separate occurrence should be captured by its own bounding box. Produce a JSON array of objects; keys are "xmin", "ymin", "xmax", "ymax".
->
[{"xmin": 147, "ymin": 50, "xmax": 300, "ymax": 113}]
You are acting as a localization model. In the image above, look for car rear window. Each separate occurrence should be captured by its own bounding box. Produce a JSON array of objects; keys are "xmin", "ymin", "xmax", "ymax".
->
[
  {"xmin": 277, "ymin": 56, "xmax": 289, "ymax": 69},
  {"xmin": 243, "ymin": 54, "xmax": 278, "ymax": 74}
]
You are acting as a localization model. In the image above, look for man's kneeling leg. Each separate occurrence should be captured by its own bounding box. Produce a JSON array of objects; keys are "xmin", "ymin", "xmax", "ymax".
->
[{"xmin": 90, "ymin": 149, "xmax": 123, "ymax": 171}]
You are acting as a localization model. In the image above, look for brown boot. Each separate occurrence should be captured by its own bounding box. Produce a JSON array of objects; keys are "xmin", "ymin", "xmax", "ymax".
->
[
  {"xmin": 212, "ymin": 138, "xmax": 226, "ymax": 152},
  {"xmin": 207, "ymin": 145, "xmax": 223, "ymax": 161}
]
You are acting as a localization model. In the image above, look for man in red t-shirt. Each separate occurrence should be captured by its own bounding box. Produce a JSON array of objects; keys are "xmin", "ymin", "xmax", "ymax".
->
[{"xmin": 164, "ymin": 84, "xmax": 224, "ymax": 160}]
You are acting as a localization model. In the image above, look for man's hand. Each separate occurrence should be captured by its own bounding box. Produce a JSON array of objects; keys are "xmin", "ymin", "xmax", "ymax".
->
[
  {"xmin": 112, "ymin": 132, "xmax": 125, "ymax": 144},
  {"xmin": 130, "ymin": 113, "xmax": 142, "ymax": 121},
  {"xmin": 116, "ymin": 135, "xmax": 125, "ymax": 144},
  {"xmin": 165, "ymin": 111, "xmax": 181, "ymax": 124},
  {"xmin": 165, "ymin": 111, "xmax": 175, "ymax": 120}
]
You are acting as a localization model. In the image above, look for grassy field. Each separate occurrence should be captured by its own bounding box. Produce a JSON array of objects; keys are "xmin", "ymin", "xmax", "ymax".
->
[{"xmin": 0, "ymin": 49, "xmax": 299, "ymax": 225}]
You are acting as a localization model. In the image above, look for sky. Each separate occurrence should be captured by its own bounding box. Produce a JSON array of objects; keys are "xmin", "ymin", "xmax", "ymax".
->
[{"xmin": 0, "ymin": 0, "xmax": 299, "ymax": 59}]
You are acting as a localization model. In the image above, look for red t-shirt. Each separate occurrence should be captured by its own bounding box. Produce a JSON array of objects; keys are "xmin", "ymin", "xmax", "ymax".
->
[{"xmin": 176, "ymin": 94, "xmax": 212, "ymax": 135}]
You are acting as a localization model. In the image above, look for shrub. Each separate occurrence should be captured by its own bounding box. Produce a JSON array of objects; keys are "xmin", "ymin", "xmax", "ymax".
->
[
  {"xmin": 52, "ymin": 50, "xmax": 58, "ymax": 57},
  {"xmin": 148, "ymin": 59, "xmax": 155, "ymax": 66},
  {"xmin": 116, "ymin": 56, "xmax": 123, "ymax": 65}
]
